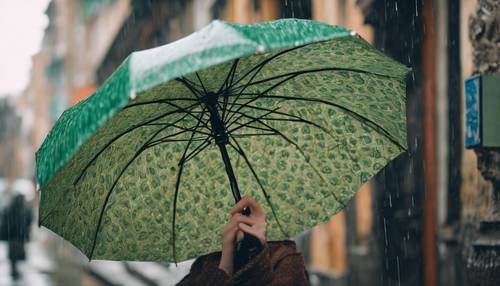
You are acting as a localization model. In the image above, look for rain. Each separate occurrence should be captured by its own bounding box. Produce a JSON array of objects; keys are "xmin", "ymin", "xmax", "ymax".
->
[{"xmin": 0, "ymin": 0, "xmax": 499, "ymax": 286}]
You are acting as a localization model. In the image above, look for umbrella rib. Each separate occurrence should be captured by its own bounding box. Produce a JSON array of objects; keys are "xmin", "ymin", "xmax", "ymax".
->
[
  {"xmin": 231, "ymin": 123, "xmax": 271, "ymax": 133},
  {"xmin": 222, "ymin": 45, "xmax": 309, "ymax": 122},
  {"xmin": 224, "ymin": 73, "xmax": 298, "ymax": 126},
  {"xmin": 228, "ymin": 113, "xmax": 345, "ymax": 207},
  {"xmin": 195, "ymin": 72, "xmax": 208, "ymax": 95},
  {"xmin": 88, "ymin": 124, "xmax": 173, "ymax": 260},
  {"xmin": 147, "ymin": 137, "xmax": 208, "ymax": 149},
  {"xmin": 176, "ymin": 77, "xmax": 203, "ymax": 99},
  {"xmin": 232, "ymin": 132, "xmax": 279, "ymax": 138},
  {"xmin": 226, "ymin": 107, "xmax": 280, "ymax": 134},
  {"xmin": 73, "ymin": 103, "xmax": 200, "ymax": 185},
  {"xmin": 221, "ymin": 101, "xmax": 334, "ymax": 138},
  {"xmin": 230, "ymin": 66, "xmax": 401, "ymax": 92},
  {"xmin": 218, "ymin": 59, "xmax": 239, "ymax": 95},
  {"xmin": 223, "ymin": 44, "xmax": 309, "ymax": 120},
  {"xmin": 165, "ymin": 124, "xmax": 212, "ymax": 137},
  {"xmin": 221, "ymin": 60, "xmax": 240, "ymax": 122},
  {"xmin": 227, "ymin": 135, "xmax": 289, "ymax": 237},
  {"xmin": 224, "ymin": 58, "xmax": 269, "ymax": 117},
  {"xmin": 183, "ymin": 76, "xmax": 206, "ymax": 95},
  {"xmin": 259, "ymin": 94, "xmax": 406, "ymax": 151},
  {"xmin": 127, "ymin": 102, "xmax": 212, "ymax": 135},
  {"xmin": 227, "ymin": 44, "xmax": 309, "ymax": 90},
  {"xmin": 226, "ymin": 92, "xmax": 405, "ymax": 151},
  {"xmin": 183, "ymin": 137, "xmax": 213, "ymax": 164},
  {"xmin": 159, "ymin": 100, "xmax": 212, "ymax": 134},
  {"xmin": 147, "ymin": 137, "xmax": 208, "ymax": 147},
  {"xmin": 171, "ymin": 112, "xmax": 206, "ymax": 263},
  {"xmin": 223, "ymin": 57, "xmax": 286, "ymax": 125},
  {"xmin": 146, "ymin": 128, "xmax": 205, "ymax": 148},
  {"xmin": 124, "ymin": 98, "xmax": 198, "ymax": 109}
]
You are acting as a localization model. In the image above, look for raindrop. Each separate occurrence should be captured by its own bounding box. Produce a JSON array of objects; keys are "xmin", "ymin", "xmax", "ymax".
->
[
  {"xmin": 395, "ymin": 2, "xmax": 398, "ymax": 13},
  {"xmin": 415, "ymin": 0, "xmax": 419, "ymax": 16},
  {"xmin": 389, "ymin": 193, "xmax": 393, "ymax": 207},
  {"xmin": 396, "ymin": 255, "xmax": 401, "ymax": 286},
  {"xmin": 383, "ymin": 217, "xmax": 388, "ymax": 246}
]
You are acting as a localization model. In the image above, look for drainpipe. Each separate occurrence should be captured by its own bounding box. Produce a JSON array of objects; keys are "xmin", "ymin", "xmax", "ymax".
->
[{"xmin": 422, "ymin": 0, "xmax": 438, "ymax": 286}]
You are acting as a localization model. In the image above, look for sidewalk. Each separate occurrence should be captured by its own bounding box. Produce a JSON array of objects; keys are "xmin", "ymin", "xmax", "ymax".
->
[
  {"xmin": 43, "ymin": 226, "xmax": 193, "ymax": 286},
  {"xmin": 1, "ymin": 224, "xmax": 194, "ymax": 286},
  {"xmin": 0, "ymin": 233, "xmax": 55, "ymax": 286}
]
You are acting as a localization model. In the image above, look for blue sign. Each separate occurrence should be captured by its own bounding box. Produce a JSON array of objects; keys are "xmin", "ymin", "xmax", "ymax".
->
[{"xmin": 465, "ymin": 76, "xmax": 481, "ymax": 147}]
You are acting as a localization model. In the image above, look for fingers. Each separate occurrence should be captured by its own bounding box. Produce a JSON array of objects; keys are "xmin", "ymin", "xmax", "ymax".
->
[
  {"xmin": 222, "ymin": 196, "xmax": 268, "ymax": 248},
  {"xmin": 230, "ymin": 196, "xmax": 264, "ymax": 216},
  {"xmin": 236, "ymin": 229, "xmax": 244, "ymax": 242},
  {"xmin": 231, "ymin": 213, "xmax": 255, "ymax": 225},
  {"xmin": 238, "ymin": 222, "xmax": 266, "ymax": 245},
  {"xmin": 221, "ymin": 214, "xmax": 256, "ymax": 242}
]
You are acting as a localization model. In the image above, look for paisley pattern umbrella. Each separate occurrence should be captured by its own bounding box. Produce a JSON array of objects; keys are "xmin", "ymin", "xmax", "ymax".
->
[{"xmin": 36, "ymin": 19, "xmax": 409, "ymax": 262}]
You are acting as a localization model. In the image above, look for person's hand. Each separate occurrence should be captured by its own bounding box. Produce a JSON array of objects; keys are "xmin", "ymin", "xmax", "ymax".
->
[
  {"xmin": 230, "ymin": 196, "xmax": 267, "ymax": 245},
  {"xmin": 218, "ymin": 196, "xmax": 267, "ymax": 275}
]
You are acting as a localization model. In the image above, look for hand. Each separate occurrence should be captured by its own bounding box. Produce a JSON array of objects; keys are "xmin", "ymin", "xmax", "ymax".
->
[
  {"xmin": 218, "ymin": 196, "xmax": 267, "ymax": 275},
  {"xmin": 230, "ymin": 196, "xmax": 267, "ymax": 245}
]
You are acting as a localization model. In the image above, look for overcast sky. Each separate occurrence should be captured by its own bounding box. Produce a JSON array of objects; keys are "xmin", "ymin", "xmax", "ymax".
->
[{"xmin": 0, "ymin": 0, "xmax": 50, "ymax": 96}]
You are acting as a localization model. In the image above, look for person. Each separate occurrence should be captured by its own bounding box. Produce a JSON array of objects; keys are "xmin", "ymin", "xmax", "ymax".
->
[
  {"xmin": 177, "ymin": 196, "xmax": 310, "ymax": 285},
  {"xmin": 0, "ymin": 194, "xmax": 33, "ymax": 280}
]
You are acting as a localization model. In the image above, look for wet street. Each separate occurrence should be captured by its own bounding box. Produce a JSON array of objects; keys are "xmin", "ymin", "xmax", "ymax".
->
[
  {"xmin": 0, "ymin": 225, "xmax": 192, "ymax": 286},
  {"xmin": 0, "ymin": 227, "xmax": 54, "ymax": 286}
]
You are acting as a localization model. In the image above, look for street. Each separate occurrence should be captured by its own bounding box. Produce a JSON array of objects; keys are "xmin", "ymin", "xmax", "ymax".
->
[{"xmin": 0, "ymin": 225, "xmax": 192, "ymax": 286}]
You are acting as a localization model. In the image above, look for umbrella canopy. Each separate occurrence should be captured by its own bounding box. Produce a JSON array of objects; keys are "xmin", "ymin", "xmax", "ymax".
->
[{"xmin": 36, "ymin": 19, "xmax": 409, "ymax": 262}]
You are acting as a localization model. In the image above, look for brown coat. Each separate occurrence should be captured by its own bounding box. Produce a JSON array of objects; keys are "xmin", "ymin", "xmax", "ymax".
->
[{"xmin": 177, "ymin": 240, "xmax": 310, "ymax": 285}]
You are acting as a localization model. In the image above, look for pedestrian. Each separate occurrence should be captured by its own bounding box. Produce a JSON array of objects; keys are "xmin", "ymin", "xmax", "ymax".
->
[
  {"xmin": 177, "ymin": 196, "xmax": 310, "ymax": 285},
  {"xmin": 0, "ymin": 193, "xmax": 33, "ymax": 280}
]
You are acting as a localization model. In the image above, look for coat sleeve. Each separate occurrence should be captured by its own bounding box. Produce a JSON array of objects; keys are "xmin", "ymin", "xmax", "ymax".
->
[
  {"xmin": 231, "ymin": 244, "xmax": 310, "ymax": 286},
  {"xmin": 268, "ymin": 252, "xmax": 310, "ymax": 286},
  {"xmin": 177, "ymin": 244, "xmax": 310, "ymax": 286},
  {"xmin": 176, "ymin": 255, "xmax": 231, "ymax": 286}
]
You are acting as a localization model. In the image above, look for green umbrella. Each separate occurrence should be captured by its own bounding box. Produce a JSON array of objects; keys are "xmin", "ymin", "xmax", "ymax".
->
[{"xmin": 36, "ymin": 19, "xmax": 409, "ymax": 262}]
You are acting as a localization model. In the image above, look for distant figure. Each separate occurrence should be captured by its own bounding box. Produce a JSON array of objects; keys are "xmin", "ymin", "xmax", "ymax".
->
[{"xmin": 0, "ymin": 194, "xmax": 33, "ymax": 279}]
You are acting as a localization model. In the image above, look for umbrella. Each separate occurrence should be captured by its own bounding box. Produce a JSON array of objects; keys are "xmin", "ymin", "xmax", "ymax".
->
[{"xmin": 36, "ymin": 19, "xmax": 409, "ymax": 262}]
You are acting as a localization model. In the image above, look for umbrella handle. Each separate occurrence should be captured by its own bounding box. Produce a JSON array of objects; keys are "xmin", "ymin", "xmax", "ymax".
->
[{"xmin": 233, "ymin": 207, "xmax": 263, "ymax": 272}]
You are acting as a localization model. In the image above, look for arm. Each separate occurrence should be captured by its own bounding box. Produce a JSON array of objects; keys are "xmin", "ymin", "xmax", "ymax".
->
[{"xmin": 176, "ymin": 255, "xmax": 231, "ymax": 286}]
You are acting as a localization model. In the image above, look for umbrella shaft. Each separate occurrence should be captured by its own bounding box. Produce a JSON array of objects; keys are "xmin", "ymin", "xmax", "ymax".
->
[
  {"xmin": 217, "ymin": 142, "xmax": 241, "ymax": 203},
  {"xmin": 203, "ymin": 92, "xmax": 241, "ymax": 202}
]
